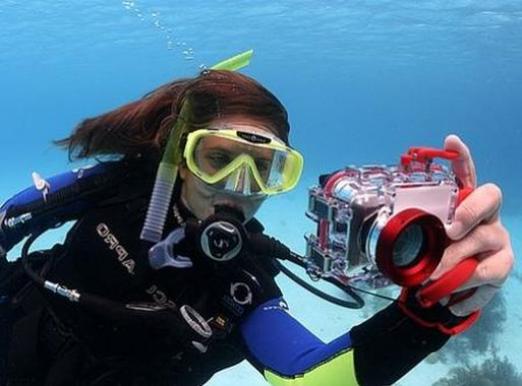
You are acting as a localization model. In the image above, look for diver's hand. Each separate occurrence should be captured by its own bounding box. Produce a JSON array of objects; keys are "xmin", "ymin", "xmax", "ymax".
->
[{"xmin": 427, "ymin": 134, "xmax": 515, "ymax": 317}]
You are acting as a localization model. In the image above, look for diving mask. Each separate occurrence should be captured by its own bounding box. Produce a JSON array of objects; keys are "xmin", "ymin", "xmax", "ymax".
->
[{"xmin": 183, "ymin": 128, "xmax": 304, "ymax": 196}]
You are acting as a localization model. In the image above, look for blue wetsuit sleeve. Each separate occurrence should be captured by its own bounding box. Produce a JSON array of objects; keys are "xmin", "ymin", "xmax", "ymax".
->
[
  {"xmin": 240, "ymin": 297, "xmax": 451, "ymax": 386},
  {"xmin": 240, "ymin": 298, "xmax": 358, "ymax": 385}
]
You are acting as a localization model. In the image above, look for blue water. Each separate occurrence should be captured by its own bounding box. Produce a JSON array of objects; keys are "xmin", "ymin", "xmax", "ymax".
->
[{"xmin": 1, "ymin": 1, "xmax": 521, "ymax": 385}]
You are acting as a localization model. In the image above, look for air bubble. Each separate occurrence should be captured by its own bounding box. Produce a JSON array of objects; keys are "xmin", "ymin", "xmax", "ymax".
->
[{"xmin": 121, "ymin": 0, "xmax": 199, "ymax": 64}]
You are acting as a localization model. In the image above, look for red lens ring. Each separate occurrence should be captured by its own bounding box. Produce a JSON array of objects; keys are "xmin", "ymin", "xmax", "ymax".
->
[{"xmin": 376, "ymin": 208, "xmax": 448, "ymax": 287}]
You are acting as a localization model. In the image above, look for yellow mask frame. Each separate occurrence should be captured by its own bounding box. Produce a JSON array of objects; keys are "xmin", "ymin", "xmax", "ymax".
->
[{"xmin": 183, "ymin": 128, "xmax": 304, "ymax": 196}]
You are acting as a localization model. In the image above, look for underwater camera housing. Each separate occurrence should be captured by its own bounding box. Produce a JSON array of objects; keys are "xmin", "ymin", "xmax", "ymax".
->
[{"xmin": 305, "ymin": 147, "xmax": 470, "ymax": 290}]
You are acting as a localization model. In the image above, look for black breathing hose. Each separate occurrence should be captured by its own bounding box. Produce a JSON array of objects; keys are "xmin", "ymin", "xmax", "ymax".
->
[
  {"xmin": 20, "ymin": 231, "xmax": 199, "ymax": 333},
  {"xmin": 22, "ymin": 222, "xmax": 394, "ymax": 316},
  {"xmin": 274, "ymin": 259, "xmax": 365, "ymax": 309},
  {"xmin": 250, "ymin": 233, "xmax": 368, "ymax": 309}
]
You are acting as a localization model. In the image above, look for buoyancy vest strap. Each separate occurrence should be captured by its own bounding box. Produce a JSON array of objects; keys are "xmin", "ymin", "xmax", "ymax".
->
[{"xmin": 0, "ymin": 159, "xmax": 151, "ymax": 255}]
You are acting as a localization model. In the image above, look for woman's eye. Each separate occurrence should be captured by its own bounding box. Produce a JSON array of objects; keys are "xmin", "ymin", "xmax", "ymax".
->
[
  {"xmin": 256, "ymin": 160, "xmax": 271, "ymax": 173},
  {"xmin": 207, "ymin": 152, "xmax": 232, "ymax": 168}
]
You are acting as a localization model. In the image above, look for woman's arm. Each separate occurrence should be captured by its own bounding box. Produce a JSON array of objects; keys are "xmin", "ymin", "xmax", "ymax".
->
[{"xmin": 240, "ymin": 297, "xmax": 449, "ymax": 386}]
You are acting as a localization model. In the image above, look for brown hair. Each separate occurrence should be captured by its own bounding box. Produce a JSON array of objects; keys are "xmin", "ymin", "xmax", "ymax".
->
[{"xmin": 55, "ymin": 70, "xmax": 290, "ymax": 161}]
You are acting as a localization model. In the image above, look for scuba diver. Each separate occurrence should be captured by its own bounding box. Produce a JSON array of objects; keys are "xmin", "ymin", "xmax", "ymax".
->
[{"xmin": 0, "ymin": 59, "xmax": 515, "ymax": 385}]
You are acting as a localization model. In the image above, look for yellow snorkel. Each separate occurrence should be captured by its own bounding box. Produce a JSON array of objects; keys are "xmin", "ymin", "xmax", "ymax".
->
[
  {"xmin": 140, "ymin": 49, "xmax": 255, "ymax": 242},
  {"xmin": 209, "ymin": 49, "xmax": 253, "ymax": 71}
]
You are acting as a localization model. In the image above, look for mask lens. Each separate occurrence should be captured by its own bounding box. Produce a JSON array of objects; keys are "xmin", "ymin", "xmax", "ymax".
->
[
  {"xmin": 193, "ymin": 136, "xmax": 236, "ymax": 176},
  {"xmin": 188, "ymin": 130, "xmax": 301, "ymax": 194}
]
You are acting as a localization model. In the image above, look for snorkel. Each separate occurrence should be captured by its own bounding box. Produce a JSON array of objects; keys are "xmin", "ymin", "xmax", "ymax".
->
[{"xmin": 140, "ymin": 49, "xmax": 255, "ymax": 243}]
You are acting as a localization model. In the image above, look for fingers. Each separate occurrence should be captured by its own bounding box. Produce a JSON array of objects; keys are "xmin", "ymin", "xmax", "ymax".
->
[
  {"xmin": 449, "ymin": 284, "xmax": 500, "ymax": 317},
  {"xmin": 444, "ymin": 134, "xmax": 477, "ymax": 188},
  {"xmin": 447, "ymin": 183, "xmax": 503, "ymax": 240},
  {"xmin": 449, "ymin": 248, "xmax": 514, "ymax": 291},
  {"xmin": 430, "ymin": 222, "xmax": 509, "ymax": 281}
]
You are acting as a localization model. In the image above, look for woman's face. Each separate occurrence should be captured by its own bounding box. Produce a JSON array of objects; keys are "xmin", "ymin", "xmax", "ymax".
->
[{"xmin": 178, "ymin": 117, "xmax": 280, "ymax": 222}]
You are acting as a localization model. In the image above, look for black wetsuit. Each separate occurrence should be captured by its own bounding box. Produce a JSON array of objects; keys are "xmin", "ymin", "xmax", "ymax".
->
[
  {"xmin": 3, "ymin": 173, "xmax": 282, "ymax": 386},
  {"xmin": 1, "ymin": 162, "xmax": 455, "ymax": 386}
]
